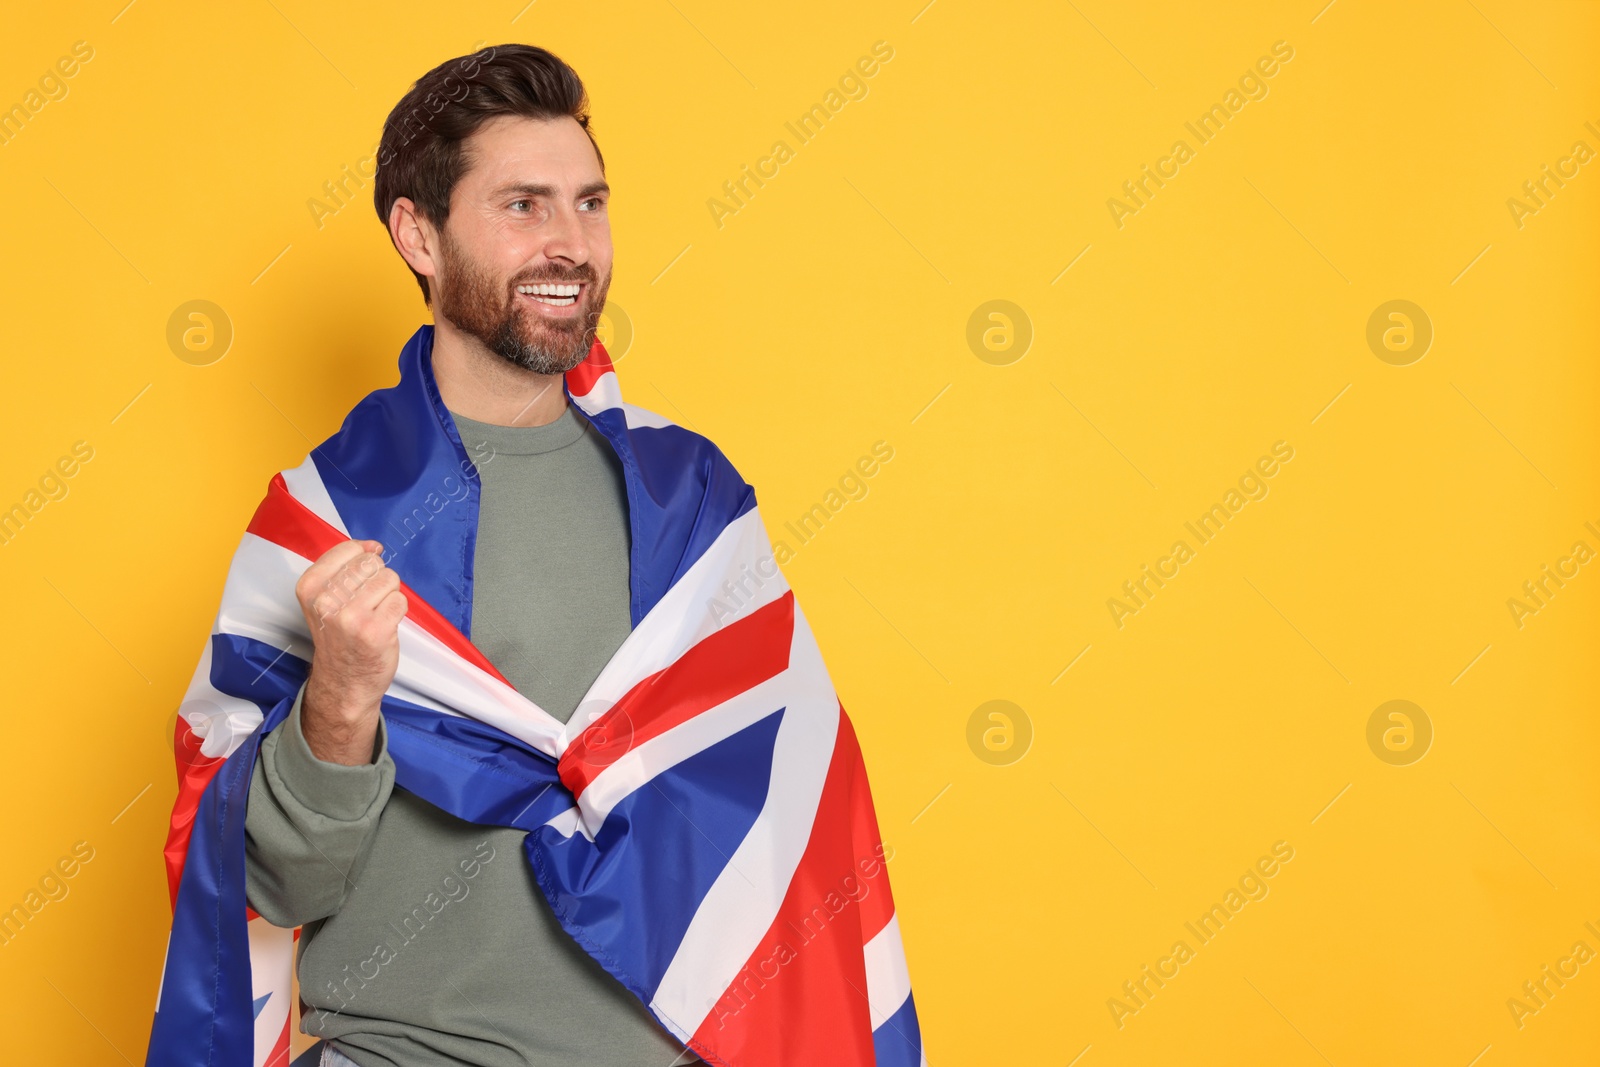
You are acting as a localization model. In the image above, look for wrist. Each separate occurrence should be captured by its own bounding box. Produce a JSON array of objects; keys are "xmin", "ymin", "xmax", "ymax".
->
[
  {"xmin": 301, "ymin": 673, "xmax": 382, "ymax": 766},
  {"xmin": 303, "ymin": 669, "xmax": 380, "ymax": 726}
]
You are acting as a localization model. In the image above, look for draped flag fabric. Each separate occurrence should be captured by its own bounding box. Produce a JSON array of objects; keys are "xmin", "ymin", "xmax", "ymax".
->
[{"xmin": 146, "ymin": 325, "xmax": 925, "ymax": 1067}]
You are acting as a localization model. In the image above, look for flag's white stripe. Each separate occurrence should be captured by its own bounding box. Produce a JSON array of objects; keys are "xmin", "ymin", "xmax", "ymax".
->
[
  {"xmin": 281, "ymin": 454, "xmax": 350, "ymax": 535},
  {"xmin": 214, "ymin": 534, "xmax": 314, "ymax": 661},
  {"xmin": 648, "ymin": 604, "xmax": 841, "ymax": 1040},
  {"xmin": 541, "ymin": 804, "xmax": 587, "ymax": 839},
  {"xmin": 392, "ymin": 616, "xmax": 565, "ymax": 755},
  {"xmin": 248, "ymin": 917, "xmax": 294, "ymax": 1066},
  {"xmin": 569, "ymin": 370, "xmax": 678, "ymax": 431},
  {"xmin": 182, "ymin": 530, "xmax": 319, "ymax": 760},
  {"xmin": 863, "ymin": 913, "xmax": 912, "ymax": 1029},
  {"xmin": 564, "ymin": 507, "xmax": 788, "ymax": 745},
  {"xmin": 622, "ymin": 402, "xmax": 673, "ymax": 430},
  {"xmin": 154, "ymin": 930, "xmax": 170, "ymax": 1009},
  {"xmin": 570, "ymin": 369, "xmax": 622, "ymax": 415},
  {"xmin": 179, "ymin": 634, "xmax": 269, "ymax": 759},
  {"xmin": 575, "ymin": 667, "xmax": 795, "ymax": 834}
]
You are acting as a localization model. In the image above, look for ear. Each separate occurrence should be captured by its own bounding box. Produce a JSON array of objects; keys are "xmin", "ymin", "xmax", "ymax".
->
[{"xmin": 390, "ymin": 197, "xmax": 441, "ymax": 290}]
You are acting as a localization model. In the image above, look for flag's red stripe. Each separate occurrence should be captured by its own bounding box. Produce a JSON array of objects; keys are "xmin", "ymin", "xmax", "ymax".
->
[
  {"xmin": 161, "ymin": 718, "xmax": 266, "ymax": 919},
  {"xmin": 558, "ymin": 592, "xmax": 795, "ymax": 797},
  {"xmin": 163, "ymin": 717, "xmax": 222, "ymax": 908},
  {"xmin": 263, "ymin": 1017, "xmax": 291, "ymax": 1067},
  {"xmin": 845, "ymin": 706, "xmax": 897, "ymax": 945},
  {"xmin": 565, "ymin": 338, "xmax": 613, "ymax": 399},
  {"xmin": 245, "ymin": 473, "xmax": 343, "ymax": 561},
  {"xmin": 689, "ymin": 705, "xmax": 877, "ymax": 1067},
  {"xmin": 246, "ymin": 473, "xmax": 511, "ymax": 687}
]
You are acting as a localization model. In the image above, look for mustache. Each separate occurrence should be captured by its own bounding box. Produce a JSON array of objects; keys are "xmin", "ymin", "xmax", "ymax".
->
[{"xmin": 509, "ymin": 268, "xmax": 596, "ymax": 287}]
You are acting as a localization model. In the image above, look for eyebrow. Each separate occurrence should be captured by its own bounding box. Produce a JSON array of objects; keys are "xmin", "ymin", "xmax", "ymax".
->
[{"xmin": 490, "ymin": 180, "xmax": 610, "ymax": 200}]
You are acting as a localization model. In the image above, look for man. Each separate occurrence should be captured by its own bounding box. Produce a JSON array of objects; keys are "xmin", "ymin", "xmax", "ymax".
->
[
  {"xmin": 152, "ymin": 42, "xmax": 922, "ymax": 1067},
  {"xmin": 242, "ymin": 45, "xmax": 703, "ymax": 1066}
]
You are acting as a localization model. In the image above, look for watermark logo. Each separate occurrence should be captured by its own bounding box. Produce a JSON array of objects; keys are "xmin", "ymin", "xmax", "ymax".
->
[
  {"xmin": 966, "ymin": 700, "xmax": 1032, "ymax": 766},
  {"xmin": 1365, "ymin": 299, "xmax": 1431, "ymax": 366},
  {"xmin": 165, "ymin": 696, "xmax": 271, "ymax": 769},
  {"xmin": 568, "ymin": 704, "xmax": 637, "ymax": 770},
  {"xmin": 966, "ymin": 300, "xmax": 1032, "ymax": 366},
  {"xmin": 170, "ymin": 699, "xmax": 225, "ymax": 769},
  {"xmin": 597, "ymin": 300, "xmax": 633, "ymax": 362},
  {"xmin": 167, "ymin": 300, "xmax": 233, "ymax": 366},
  {"xmin": 1366, "ymin": 700, "xmax": 1432, "ymax": 766}
]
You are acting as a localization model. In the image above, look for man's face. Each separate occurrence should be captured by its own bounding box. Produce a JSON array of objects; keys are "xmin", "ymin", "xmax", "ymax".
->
[{"xmin": 431, "ymin": 114, "xmax": 613, "ymax": 376}]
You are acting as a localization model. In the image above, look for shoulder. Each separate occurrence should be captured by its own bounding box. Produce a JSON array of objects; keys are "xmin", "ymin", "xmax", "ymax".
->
[{"xmin": 583, "ymin": 399, "xmax": 756, "ymax": 518}]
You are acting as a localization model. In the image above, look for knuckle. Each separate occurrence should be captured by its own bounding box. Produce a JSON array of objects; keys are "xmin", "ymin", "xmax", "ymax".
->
[{"xmin": 321, "ymin": 540, "xmax": 358, "ymax": 564}]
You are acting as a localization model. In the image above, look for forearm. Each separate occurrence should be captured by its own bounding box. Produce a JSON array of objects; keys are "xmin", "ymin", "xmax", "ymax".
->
[{"xmin": 244, "ymin": 683, "xmax": 395, "ymax": 928}]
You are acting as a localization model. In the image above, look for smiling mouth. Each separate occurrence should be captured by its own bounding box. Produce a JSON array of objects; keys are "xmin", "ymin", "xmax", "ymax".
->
[{"xmin": 514, "ymin": 282, "xmax": 583, "ymax": 307}]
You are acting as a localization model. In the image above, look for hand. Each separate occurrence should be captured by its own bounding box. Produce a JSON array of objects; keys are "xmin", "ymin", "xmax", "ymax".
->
[{"xmin": 293, "ymin": 540, "xmax": 407, "ymax": 765}]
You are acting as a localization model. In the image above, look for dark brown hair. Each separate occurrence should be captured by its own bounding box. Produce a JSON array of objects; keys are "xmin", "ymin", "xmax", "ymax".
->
[{"xmin": 373, "ymin": 44, "xmax": 603, "ymax": 305}]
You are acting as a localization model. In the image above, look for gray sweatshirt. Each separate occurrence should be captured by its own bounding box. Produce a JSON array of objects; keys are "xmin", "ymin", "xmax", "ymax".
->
[{"xmin": 243, "ymin": 403, "xmax": 703, "ymax": 1067}]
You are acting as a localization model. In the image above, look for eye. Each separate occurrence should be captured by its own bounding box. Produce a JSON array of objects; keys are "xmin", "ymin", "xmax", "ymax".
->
[
  {"xmin": 510, "ymin": 198, "xmax": 533, "ymax": 212},
  {"xmin": 579, "ymin": 196, "xmax": 605, "ymax": 212}
]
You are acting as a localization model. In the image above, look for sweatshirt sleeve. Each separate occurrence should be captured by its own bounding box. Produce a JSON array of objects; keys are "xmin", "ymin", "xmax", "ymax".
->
[{"xmin": 244, "ymin": 683, "xmax": 396, "ymax": 928}]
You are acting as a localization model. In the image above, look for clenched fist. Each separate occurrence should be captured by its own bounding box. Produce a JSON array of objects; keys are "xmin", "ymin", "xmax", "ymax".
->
[{"xmin": 294, "ymin": 539, "xmax": 408, "ymax": 765}]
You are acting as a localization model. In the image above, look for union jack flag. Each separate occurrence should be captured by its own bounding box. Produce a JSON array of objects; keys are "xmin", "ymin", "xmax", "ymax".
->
[{"xmin": 147, "ymin": 325, "xmax": 925, "ymax": 1066}]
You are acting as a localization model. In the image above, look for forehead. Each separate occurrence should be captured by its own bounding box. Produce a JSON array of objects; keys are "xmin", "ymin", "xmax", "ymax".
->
[{"xmin": 455, "ymin": 114, "xmax": 603, "ymax": 195}]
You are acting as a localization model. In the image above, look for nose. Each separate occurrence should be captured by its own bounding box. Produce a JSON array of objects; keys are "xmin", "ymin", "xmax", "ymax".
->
[{"xmin": 539, "ymin": 202, "xmax": 589, "ymax": 272}]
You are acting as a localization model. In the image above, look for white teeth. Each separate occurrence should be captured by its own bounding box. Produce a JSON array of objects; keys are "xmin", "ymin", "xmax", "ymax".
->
[{"xmin": 516, "ymin": 283, "xmax": 581, "ymax": 296}]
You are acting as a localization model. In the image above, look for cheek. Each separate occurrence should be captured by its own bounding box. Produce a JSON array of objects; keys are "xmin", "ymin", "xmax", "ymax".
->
[
  {"xmin": 588, "ymin": 230, "xmax": 614, "ymax": 275},
  {"xmin": 586, "ymin": 249, "xmax": 615, "ymax": 295},
  {"xmin": 452, "ymin": 218, "xmax": 522, "ymax": 280},
  {"xmin": 493, "ymin": 240, "xmax": 540, "ymax": 281}
]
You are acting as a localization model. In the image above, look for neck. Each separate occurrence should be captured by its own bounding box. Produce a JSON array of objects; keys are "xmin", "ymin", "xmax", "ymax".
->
[{"xmin": 429, "ymin": 316, "xmax": 569, "ymax": 427}]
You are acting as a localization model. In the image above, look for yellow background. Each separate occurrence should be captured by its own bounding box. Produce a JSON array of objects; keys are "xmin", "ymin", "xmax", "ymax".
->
[{"xmin": 1, "ymin": 1, "xmax": 1596, "ymax": 1063}]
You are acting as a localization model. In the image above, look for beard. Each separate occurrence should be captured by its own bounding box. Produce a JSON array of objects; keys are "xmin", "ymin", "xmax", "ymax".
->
[{"xmin": 433, "ymin": 226, "xmax": 611, "ymax": 377}]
